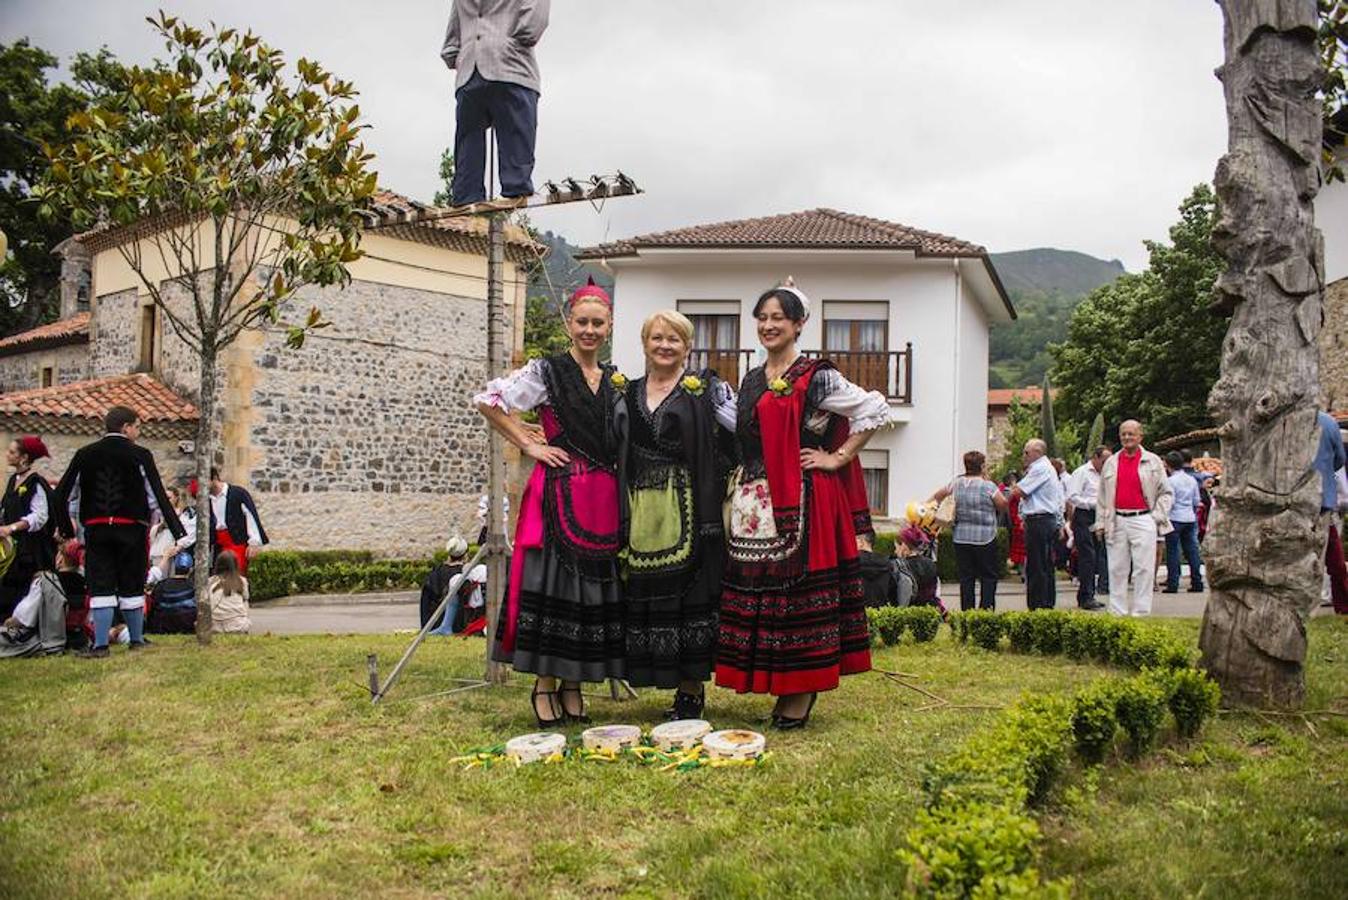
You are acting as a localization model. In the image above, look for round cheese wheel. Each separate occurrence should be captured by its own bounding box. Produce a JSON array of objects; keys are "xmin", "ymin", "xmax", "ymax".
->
[
  {"xmin": 649, "ymin": 719, "xmax": 712, "ymax": 752},
  {"xmin": 580, "ymin": 724, "xmax": 643, "ymax": 753},
  {"xmin": 702, "ymin": 729, "xmax": 766, "ymax": 760},
  {"xmin": 504, "ymin": 732, "xmax": 567, "ymax": 764}
]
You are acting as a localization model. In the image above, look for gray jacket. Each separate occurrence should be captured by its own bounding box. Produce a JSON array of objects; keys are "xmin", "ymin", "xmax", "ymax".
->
[
  {"xmin": 441, "ymin": 0, "xmax": 551, "ymax": 93},
  {"xmin": 1095, "ymin": 448, "xmax": 1175, "ymax": 540}
]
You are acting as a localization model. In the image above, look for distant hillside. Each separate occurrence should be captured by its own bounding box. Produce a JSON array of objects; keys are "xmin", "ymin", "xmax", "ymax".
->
[
  {"xmin": 987, "ymin": 248, "xmax": 1126, "ymax": 389},
  {"xmin": 527, "ymin": 231, "xmax": 613, "ymax": 312},
  {"xmin": 991, "ymin": 248, "xmax": 1126, "ymax": 300}
]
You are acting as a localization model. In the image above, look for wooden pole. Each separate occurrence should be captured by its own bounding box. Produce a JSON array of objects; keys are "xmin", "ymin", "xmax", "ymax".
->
[{"xmin": 484, "ymin": 212, "xmax": 510, "ymax": 685}]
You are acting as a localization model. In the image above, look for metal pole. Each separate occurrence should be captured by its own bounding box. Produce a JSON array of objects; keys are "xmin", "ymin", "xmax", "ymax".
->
[
  {"xmin": 371, "ymin": 544, "xmax": 488, "ymax": 704},
  {"xmin": 484, "ymin": 212, "xmax": 509, "ymax": 684}
]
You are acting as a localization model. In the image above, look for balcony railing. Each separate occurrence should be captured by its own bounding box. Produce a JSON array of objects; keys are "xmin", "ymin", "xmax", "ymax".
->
[{"xmin": 687, "ymin": 343, "xmax": 913, "ymax": 403}]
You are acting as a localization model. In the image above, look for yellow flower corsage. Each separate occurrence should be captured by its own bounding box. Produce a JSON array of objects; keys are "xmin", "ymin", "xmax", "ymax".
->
[
  {"xmin": 681, "ymin": 374, "xmax": 705, "ymax": 396},
  {"xmin": 769, "ymin": 377, "xmax": 792, "ymax": 397},
  {"xmin": 610, "ymin": 372, "xmax": 628, "ymax": 392},
  {"xmin": 16, "ymin": 485, "xmax": 27, "ymax": 496}
]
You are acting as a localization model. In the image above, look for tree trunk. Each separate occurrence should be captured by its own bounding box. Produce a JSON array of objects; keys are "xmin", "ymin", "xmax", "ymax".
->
[
  {"xmin": 192, "ymin": 341, "xmax": 217, "ymax": 644},
  {"xmin": 1200, "ymin": 0, "xmax": 1326, "ymax": 708}
]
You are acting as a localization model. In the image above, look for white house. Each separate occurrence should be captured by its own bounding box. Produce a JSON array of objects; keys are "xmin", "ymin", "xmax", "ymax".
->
[{"xmin": 577, "ymin": 208, "xmax": 1015, "ymax": 523}]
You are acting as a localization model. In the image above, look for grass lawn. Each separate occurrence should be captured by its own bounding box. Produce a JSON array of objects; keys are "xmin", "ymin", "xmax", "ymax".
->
[{"xmin": 0, "ymin": 619, "xmax": 1344, "ymax": 898}]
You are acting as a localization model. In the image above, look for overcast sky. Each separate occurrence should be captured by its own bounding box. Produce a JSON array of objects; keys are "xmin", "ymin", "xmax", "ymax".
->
[{"xmin": 3, "ymin": 1, "xmax": 1228, "ymax": 271}]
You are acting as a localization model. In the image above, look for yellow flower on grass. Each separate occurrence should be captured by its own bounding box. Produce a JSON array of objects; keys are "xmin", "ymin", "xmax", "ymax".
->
[
  {"xmin": 610, "ymin": 372, "xmax": 628, "ymax": 391},
  {"xmin": 681, "ymin": 374, "xmax": 705, "ymax": 396},
  {"xmin": 769, "ymin": 377, "xmax": 792, "ymax": 396}
]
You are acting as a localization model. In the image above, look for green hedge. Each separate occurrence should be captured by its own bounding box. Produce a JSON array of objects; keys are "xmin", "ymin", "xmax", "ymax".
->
[
  {"xmin": 865, "ymin": 606, "xmax": 943, "ymax": 646},
  {"xmin": 899, "ymin": 612, "xmax": 1222, "ymax": 896},
  {"xmin": 250, "ymin": 550, "xmax": 428, "ymax": 602}
]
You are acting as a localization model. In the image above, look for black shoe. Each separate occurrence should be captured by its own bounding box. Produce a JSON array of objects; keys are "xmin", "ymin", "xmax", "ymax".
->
[
  {"xmin": 559, "ymin": 683, "xmax": 590, "ymax": 724},
  {"xmin": 665, "ymin": 688, "xmax": 706, "ymax": 721},
  {"xmin": 772, "ymin": 693, "xmax": 818, "ymax": 731},
  {"xmin": 530, "ymin": 681, "xmax": 565, "ymax": 729},
  {"xmin": 1161, "ymin": 587, "xmax": 1179, "ymax": 594},
  {"xmin": 78, "ymin": 646, "xmax": 110, "ymax": 659},
  {"xmin": 1079, "ymin": 601, "xmax": 1106, "ymax": 611},
  {"xmin": 1188, "ymin": 585, "xmax": 1205, "ymax": 593}
]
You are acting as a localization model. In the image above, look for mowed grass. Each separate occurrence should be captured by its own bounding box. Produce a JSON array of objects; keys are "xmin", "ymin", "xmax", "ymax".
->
[
  {"xmin": 1040, "ymin": 617, "xmax": 1348, "ymax": 900},
  {"xmin": 0, "ymin": 619, "xmax": 1343, "ymax": 898}
]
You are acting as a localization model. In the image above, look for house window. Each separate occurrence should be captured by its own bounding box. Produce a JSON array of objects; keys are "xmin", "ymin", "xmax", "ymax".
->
[
  {"xmin": 859, "ymin": 448, "xmax": 889, "ymax": 516},
  {"xmin": 677, "ymin": 300, "xmax": 742, "ymax": 386},
  {"xmin": 138, "ymin": 305, "xmax": 158, "ymax": 372},
  {"xmin": 822, "ymin": 301, "xmax": 889, "ymax": 393},
  {"xmin": 40, "ymin": 367, "xmax": 54, "ymax": 388}
]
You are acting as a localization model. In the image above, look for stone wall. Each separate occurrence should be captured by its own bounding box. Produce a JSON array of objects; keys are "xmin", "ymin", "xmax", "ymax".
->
[
  {"xmin": 987, "ymin": 409, "xmax": 1013, "ymax": 469},
  {"xmin": 90, "ymin": 288, "xmax": 141, "ymax": 378},
  {"xmin": 1322, "ymin": 277, "xmax": 1348, "ymax": 412},
  {"xmin": 0, "ymin": 344, "xmax": 90, "ymax": 393}
]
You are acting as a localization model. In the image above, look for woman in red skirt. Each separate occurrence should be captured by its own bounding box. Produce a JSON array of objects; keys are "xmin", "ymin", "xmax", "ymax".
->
[
  {"xmin": 715, "ymin": 279, "xmax": 892, "ymax": 729},
  {"xmin": 1007, "ymin": 476, "xmax": 1027, "ymax": 575}
]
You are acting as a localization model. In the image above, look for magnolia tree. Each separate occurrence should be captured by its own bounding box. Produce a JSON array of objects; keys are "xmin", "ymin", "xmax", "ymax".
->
[{"xmin": 34, "ymin": 13, "xmax": 377, "ymax": 642}]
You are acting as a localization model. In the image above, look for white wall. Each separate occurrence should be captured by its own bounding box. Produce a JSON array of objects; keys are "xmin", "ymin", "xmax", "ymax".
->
[
  {"xmin": 1319, "ymin": 175, "xmax": 1348, "ymax": 284},
  {"xmin": 605, "ymin": 250, "xmax": 998, "ymax": 522}
]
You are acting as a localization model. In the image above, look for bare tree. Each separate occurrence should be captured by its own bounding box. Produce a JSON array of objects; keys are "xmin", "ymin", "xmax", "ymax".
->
[{"xmin": 1201, "ymin": 0, "xmax": 1326, "ymax": 707}]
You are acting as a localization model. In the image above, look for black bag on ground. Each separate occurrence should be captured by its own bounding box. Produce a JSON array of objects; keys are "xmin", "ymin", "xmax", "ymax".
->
[{"xmin": 147, "ymin": 575, "xmax": 197, "ymax": 634}]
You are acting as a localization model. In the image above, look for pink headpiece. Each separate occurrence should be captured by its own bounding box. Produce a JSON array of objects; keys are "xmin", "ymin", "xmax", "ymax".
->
[
  {"xmin": 569, "ymin": 276, "xmax": 612, "ymax": 310},
  {"xmin": 17, "ymin": 435, "xmax": 49, "ymax": 462}
]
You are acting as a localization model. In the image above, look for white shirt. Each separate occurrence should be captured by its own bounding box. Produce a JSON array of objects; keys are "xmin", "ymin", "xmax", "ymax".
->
[
  {"xmin": 1066, "ymin": 462, "xmax": 1102, "ymax": 511},
  {"xmin": 10, "ymin": 475, "xmax": 49, "ymax": 531},
  {"xmin": 211, "ymin": 484, "xmax": 263, "ymax": 546}
]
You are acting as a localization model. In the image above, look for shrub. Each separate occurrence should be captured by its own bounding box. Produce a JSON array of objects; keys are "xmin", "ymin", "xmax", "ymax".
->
[
  {"xmin": 906, "ymin": 607, "xmax": 943, "ymax": 643},
  {"xmin": 250, "ymin": 550, "xmax": 433, "ymax": 601},
  {"xmin": 1163, "ymin": 667, "xmax": 1222, "ymax": 739},
  {"xmin": 1071, "ymin": 681, "xmax": 1118, "ymax": 765},
  {"xmin": 867, "ymin": 607, "xmax": 905, "ymax": 646},
  {"xmin": 1059, "ymin": 614, "xmax": 1095, "ymax": 661},
  {"xmin": 1005, "ymin": 612, "xmax": 1036, "ymax": 653},
  {"xmin": 1028, "ymin": 610, "xmax": 1067, "ymax": 655},
  {"xmin": 1113, "ymin": 674, "xmax": 1168, "ymax": 758},
  {"xmin": 872, "ymin": 532, "xmax": 897, "ymax": 558},
  {"xmin": 899, "ymin": 801, "xmax": 1044, "ymax": 898},
  {"xmin": 948, "ymin": 611, "xmax": 970, "ymax": 643},
  {"xmin": 965, "ymin": 611, "xmax": 1007, "ymax": 651}
]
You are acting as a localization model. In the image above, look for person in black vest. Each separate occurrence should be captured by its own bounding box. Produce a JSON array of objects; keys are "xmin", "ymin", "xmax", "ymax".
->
[
  {"xmin": 0, "ymin": 435, "xmax": 57, "ymax": 620},
  {"xmin": 203, "ymin": 468, "xmax": 268, "ymax": 576},
  {"xmin": 52, "ymin": 406, "xmax": 185, "ymax": 657}
]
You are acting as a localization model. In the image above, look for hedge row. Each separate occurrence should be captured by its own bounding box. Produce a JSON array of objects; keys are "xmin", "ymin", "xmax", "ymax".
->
[
  {"xmin": 873, "ymin": 528, "xmax": 1010, "ymax": 581},
  {"xmin": 249, "ymin": 551, "xmax": 429, "ymax": 601},
  {"xmin": 902, "ymin": 662, "xmax": 1221, "ymax": 896},
  {"xmin": 865, "ymin": 606, "xmax": 943, "ymax": 646},
  {"xmin": 948, "ymin": 609, "xmax": 1193, "ymax": 671}
]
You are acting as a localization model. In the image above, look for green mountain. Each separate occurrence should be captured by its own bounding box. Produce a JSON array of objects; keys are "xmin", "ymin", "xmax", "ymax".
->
[
  {"xmin": 527, "ymin": 230, "xmax": 613, "ymax": 313},
  {"xmin": 988, "ymin": 249, "xmax": 1126, "ymax": 389}
]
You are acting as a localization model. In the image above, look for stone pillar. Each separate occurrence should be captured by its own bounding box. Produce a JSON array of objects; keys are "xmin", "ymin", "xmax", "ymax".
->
[{"xmin": 56, "ymin": 239, "xmax": 91, "ymax": 319}]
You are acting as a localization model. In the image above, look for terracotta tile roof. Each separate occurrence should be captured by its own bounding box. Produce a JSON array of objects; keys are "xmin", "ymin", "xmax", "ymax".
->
[
  {"xmin": 0, "ymin": 312, "xmax": 91, "ymax": 358},
  {"xmin": 74, "ymin": 190, "xmax": 543, "ymax": 265},
  {"xmin": 987, "ymin": 387, "xmax": 1054, "ymax": 409},
  {"xmin": 576, "ymin": 208, "xmax": 988, "ymax": 260},
  {"xmin": 0, "ymin": 373, "xmax": 197, "ymax": 424}
]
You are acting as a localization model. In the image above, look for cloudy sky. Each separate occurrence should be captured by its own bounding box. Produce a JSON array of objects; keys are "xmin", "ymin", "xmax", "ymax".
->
[{"xmin": 3, "ymin": 1, "xmax": 1228, "ymax": 271}]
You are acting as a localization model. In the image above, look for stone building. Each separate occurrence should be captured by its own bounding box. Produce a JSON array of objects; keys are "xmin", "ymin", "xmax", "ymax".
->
[{"xmin": 0, "ymin": 191, "xmax": 534, "ymax": 556}]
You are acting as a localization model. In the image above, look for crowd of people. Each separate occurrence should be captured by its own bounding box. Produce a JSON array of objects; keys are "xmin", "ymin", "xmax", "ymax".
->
[{"xmin": 0, "ymin": 412, "xmax": 270, "ymax": 658}]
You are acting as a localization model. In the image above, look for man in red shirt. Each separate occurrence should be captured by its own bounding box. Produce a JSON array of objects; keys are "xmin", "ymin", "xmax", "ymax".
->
[{"xmin": 1093, "ymin": 419, "xmax": 1174, "ymax": 616}]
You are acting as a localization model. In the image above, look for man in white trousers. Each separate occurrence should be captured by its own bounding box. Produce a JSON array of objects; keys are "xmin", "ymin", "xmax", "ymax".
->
[{"xmin": 1094, "ymin": 420, "xmax": 1174, "ymax": 616}]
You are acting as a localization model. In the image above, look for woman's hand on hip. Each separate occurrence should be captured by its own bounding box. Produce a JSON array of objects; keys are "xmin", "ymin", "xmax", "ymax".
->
[
  {"xmin": 524, "ymin": 442, "xmax": 571, "ymax": 468},
  {"xmin": 800, "ymin": 448, "xmax": 843, "ymax": 472}
]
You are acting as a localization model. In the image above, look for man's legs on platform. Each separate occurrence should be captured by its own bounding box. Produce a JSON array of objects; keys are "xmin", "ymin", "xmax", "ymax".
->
[
  {"xmin": 487, "ymin": 80, "xmax": 538, "ymax": 198},
  {"xmin": 451, "ymin": 73, "xmax": 491, "ymax": 206}
]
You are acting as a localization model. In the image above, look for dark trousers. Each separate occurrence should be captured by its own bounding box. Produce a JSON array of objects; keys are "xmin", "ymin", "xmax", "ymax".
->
[
  {"xmin": 1023, "ymin": 513, "xmax": 1057, "ymax": 609},
  {"xmin": 1164, "ymin": 521, "xmax": 1204, "ymax": 590},
  {"xmin": 452, "ymin": 71, "xmax": 539, "ymax": 205},
  {"xmin": 1071, "ymin": 507, "xmax": 1108, "ymax": 606},
  {"xmin": 953, "ymin": 539, "xmax": 999, "ymax": 611},
  {"xmin": 84, "ymin": 523, "xmax": 149, "ymax": 598}
]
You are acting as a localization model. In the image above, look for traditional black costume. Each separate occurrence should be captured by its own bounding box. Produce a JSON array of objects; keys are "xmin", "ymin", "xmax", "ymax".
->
[{"xmin": 0, "ymin": 467, "xmax": 55, "ymax": 620}]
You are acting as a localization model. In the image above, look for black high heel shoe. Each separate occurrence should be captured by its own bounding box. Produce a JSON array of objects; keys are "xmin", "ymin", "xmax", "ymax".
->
[
  {"xmin": 559, "ymin": 683, "xmax": 590, "ymax": 724},
  {"xmin": 531, "ymin": 681, "xmax": 565, "ymax": 729},
  {"xmin": 772, "ymin": 692, "xmax": 818, "ymax": 731},
  {"xmin": 664, "ymin": 688, "xmax": 706, "ymax": 721}
]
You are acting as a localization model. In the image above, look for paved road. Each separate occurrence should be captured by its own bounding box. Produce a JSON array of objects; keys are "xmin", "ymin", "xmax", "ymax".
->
[{"xmin": 250, "ymin": 579, "xmax": 1267, "ymax": 635}]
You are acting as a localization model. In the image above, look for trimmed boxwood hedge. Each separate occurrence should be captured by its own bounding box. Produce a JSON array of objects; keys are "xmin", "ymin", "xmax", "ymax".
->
[
  {"xmin": 873, "ymin": 528, "xmax": 1010, "ymax": 582},
  {"xmin": 249, "ymin": 549, "xmax": 471, "ymax": 601}
]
